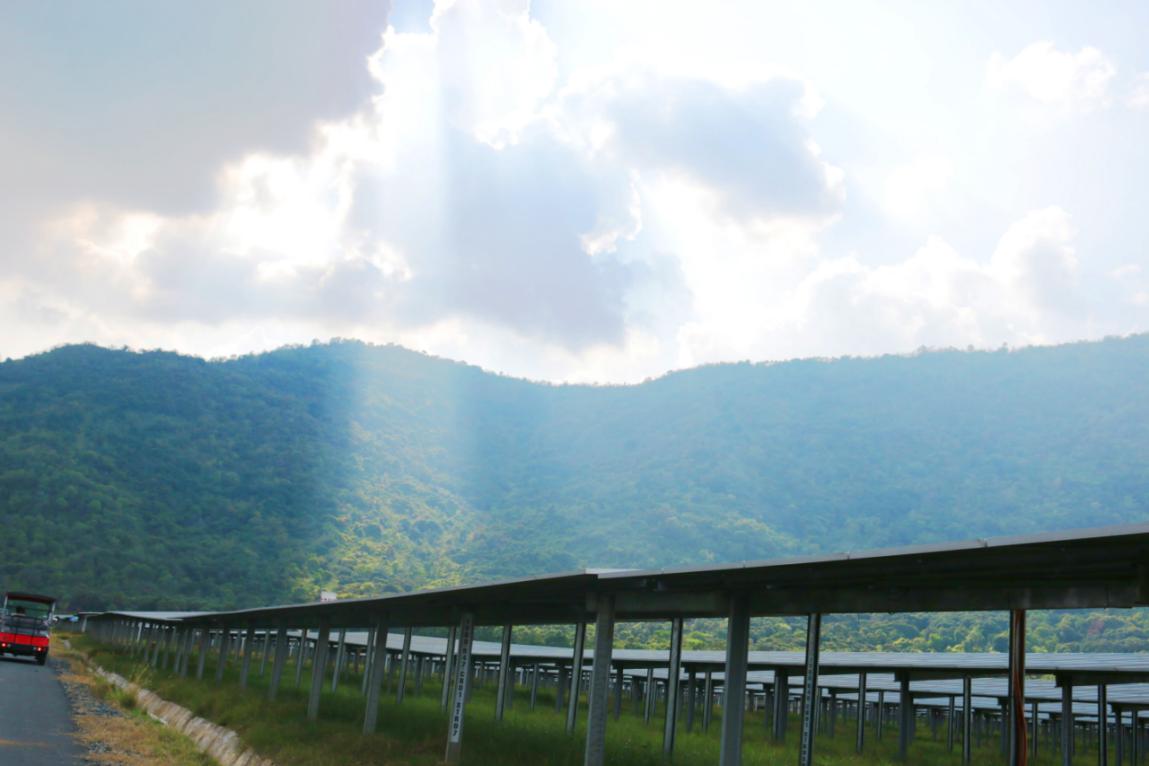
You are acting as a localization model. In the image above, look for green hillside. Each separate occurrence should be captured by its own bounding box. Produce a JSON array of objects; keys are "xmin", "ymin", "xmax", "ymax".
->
[{"xmin": 2, "ymin": 336, "xmax": 1148, "ymax": 649}]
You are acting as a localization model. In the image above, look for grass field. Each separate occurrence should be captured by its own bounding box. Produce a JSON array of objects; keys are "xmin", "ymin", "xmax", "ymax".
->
[{"xmin": 70, "ymin": 634, "xmax": 1109, "ymax": 765}]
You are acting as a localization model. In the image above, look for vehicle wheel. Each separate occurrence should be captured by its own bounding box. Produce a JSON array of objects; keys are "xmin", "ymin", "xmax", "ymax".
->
[{"xmin": 36, "ymin": 651, "xmax": 48, "ymax": 665}]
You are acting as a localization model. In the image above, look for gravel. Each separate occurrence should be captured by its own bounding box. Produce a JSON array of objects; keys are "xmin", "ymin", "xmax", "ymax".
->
[{"xmin": 55, "ymin": 654, "xmax": 129, "ymax": 763}]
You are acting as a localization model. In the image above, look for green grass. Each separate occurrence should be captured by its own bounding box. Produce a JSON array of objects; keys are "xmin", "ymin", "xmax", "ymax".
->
[{"xmin": 70, "ymin": 634, "xmax": 1111, "ymax": 765}]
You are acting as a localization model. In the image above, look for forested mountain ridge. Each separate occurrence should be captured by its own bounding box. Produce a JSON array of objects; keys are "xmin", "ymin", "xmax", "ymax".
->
[{"xmin": 2, "ymin": 336, "xmax": 1148, "ymax": 627}]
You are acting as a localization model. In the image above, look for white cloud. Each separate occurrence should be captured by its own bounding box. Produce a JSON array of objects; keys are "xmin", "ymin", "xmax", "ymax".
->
[
  {"xmin": 884, "ymin": 155, "xmax": 953, "ymax": 222},
  {"xmin": 987, "ymin": 42, "xmax": 1116, "ymax": 110},
  {"xmin": 733, "ymin": 209, "xmax": 1086, "ymax": 361},
  {"xmin": 4, "ymin": 2, "xmax": 1148, "ymax": 381},
  {"xmin": 1129, "ymin": 73, "xmax": 1149, "ymax": 110},
  {"xmin": 4, "ymin": 0, "xmax": 844, "ymax": 361}
]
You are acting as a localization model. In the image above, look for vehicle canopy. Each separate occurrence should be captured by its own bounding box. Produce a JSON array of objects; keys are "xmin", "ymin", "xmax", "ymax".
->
[{"xmin": 2, "ymin": 592, "xmax": 57, "ymax": 620}]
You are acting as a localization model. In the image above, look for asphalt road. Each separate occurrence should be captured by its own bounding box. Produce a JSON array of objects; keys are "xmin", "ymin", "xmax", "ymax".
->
[{"xmin": 0, "ymin": 654, "xmax": 82, "ymax": 765}]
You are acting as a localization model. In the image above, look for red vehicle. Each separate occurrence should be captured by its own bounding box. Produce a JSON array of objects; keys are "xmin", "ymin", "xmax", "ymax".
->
[{"xmin": 0, "ymin": 591, "xmax": 56, "ymax": 665}]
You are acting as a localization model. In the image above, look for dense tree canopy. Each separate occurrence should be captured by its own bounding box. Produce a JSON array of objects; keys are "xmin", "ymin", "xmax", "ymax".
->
[{"xmin": 2, "ymin": 336, "xmax": 1147, "ymax": 650}]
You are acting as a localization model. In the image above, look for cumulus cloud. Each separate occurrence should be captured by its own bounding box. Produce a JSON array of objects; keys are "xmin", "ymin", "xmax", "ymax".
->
[
  {"xmin": 987, "ymin": 42, "xmax": 1116, "ymax": 110},
  {"xmin": 590, "ymin": 75, "xmax": 844, "ymax": 221},
  {"xmin": 3, "ymin": 0, "xmax": 844, "ymax": 358},
  {"xmin": 0, "ymin": 1, "xmax": 390, "ymax": 219},
  {"xmin": 1129, "ymin": 73, "xmax": 1149, "ymax": 109},
  {"xmin": 3, "ymin": 2, "xmax": 1144, "ymax": 381},
  {"xmin": 771, "ymin": 208, "xmax": 1083, "ymax": 358}
]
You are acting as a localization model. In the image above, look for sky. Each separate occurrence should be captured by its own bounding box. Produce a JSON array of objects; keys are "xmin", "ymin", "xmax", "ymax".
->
[{"xmin": 2, "ymin": 0, "xmax": 1148, "ymax": 383}]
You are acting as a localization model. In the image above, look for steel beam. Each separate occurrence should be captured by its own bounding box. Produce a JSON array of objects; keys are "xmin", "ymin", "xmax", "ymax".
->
[{"xmin": 856, "ymin": 671, "xmax": 868, "ymax": 754}]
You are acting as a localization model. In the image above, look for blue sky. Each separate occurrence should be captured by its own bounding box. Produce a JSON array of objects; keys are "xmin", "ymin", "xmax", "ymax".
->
[{"xmin": 2, "ymin": 0, "xmax": 1147, "ymax": 382}]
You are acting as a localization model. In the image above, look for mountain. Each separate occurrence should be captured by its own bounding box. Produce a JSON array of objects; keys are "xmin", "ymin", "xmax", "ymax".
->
[{"xmin": 1, "ymin": 336, "xmax": 1148, "ymax": 620}]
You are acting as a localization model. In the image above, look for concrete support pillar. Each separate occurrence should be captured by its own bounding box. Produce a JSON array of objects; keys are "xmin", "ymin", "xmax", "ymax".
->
[
  {"xmin": 614, "ymin": 665, "xmax": 624, "ymax": 721},
  {"xmin": 556, "ymin": 666, "xmax": 568, "ymax": 713},
  {"xmin": 331, "ymin": 629, "xmax": 347, "ymax": 692},
  {"xmin": 704, "ymin": 670, "xmax": 715, "ymax": 732},
  {"xmin": 1059, "ymin": 681, "xmax": 1074, "ymax": 766},
  {"xmin": 963, "ymin": 675, "xmax": 973, "ymax": 765},
  {"xmin": 1100, "ymin": 685, "xmax": 1110, "ymax": 766},
  {"xmin": 295, "ymin": 629, "xmax": 309, "ymax": 687},
  {"xmin": 720, "ymin": 594, "xmax": 751, "ymax": 766},
  {"xmin": 496, "ymin": 624, "xmax": 513, "ymax": 721},
  {"xmin": 268, "ymin": 625, "xmax": 289, "ymax": 702},
  {"xmin": 663, "ymin": 616, "xmax": 684, "ymax": 754},
  {"xmin": 306, "ymin": 622, "xmax": 331, "ymax": 721},
  {"xmin": 878, "ymin": 689, "xmax": 885, "ymax": 741},
  {"xmin": 440, "ymin": 626, "xmax": 456, "ymax": 712},
  {"xmin": 1032, "ymin": 700, "xmax": 1040, "ymax": 763},
  {"xmin": 686, "ymin": 670, "xmax": 697, "ymax": 732},
  {"xmin": 445, "ymin": 612, "xmax": 475, "ymax": 764},
  {"xmin": 239, "ymin": 625, "xmax": 256, "ymax": 689},
  {"xmin": 530, "ymin": 663, "xmax": 540, "ymax": 710},
  {"xmin": 584, "ymin": 596, "xmax": 616, "ymax": 766},
  {"xmin": 215, "ymin": 627, "xmax": 231, "ymax": 684},
  {"xmin": 1128, "ymin": 711, "xmax": 1134, "ymax": 765},
  {"xmin": 898, "ymin": 675, "xmax": 912, "ymax": 762},
  {"xmin": 148, "ymin": 625, "xmax": 160, "ymax": 667},
  {"xmin": 772, "ymin": 670, "xmax": 788, "ymax": 741},
  {"xmin": 396, "ymin": 627, "xmax": 413, "ymax": 703},
  {"xmin": 948, "ymin": 695, "xmax": 956, "ymax": 751},
  {"xmin": 361, "ymin": 628, "xmax": 376, "ymax": 696},
  {"xmin": 798, "ymin": 613, "xmax": 823, "ymax": 766},
  {"xmin": 566, "ymin": 621, "xmax": 587, "ymax": 735},
  {"xmin": 1008, "ymin": 609, "xmax": 1027, "ymax": 766},
  {"xmin": 259, "ymin": 630, "xmax": 270, "ymax": 677},
  {"xmin": 643, "ymin": 668, "xmax": 656, "ymax": 724},
  {"xmin": 363, "ymin": 616, "xmax": 391, "ymax": 735},
  {"xmin": 179, "ymin": 627, "xmax": 193, "ymax": 676},
  {"xmin": 856, "ymin": 672, "xmax": 868, "ymax": 754},
  {"xmin": 196, "ymin": 628, "xmax": 209, "ymax": 680},
  {"xmin": 170, "ymin": 627, "xmax": 184, "ymax": 675}
]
